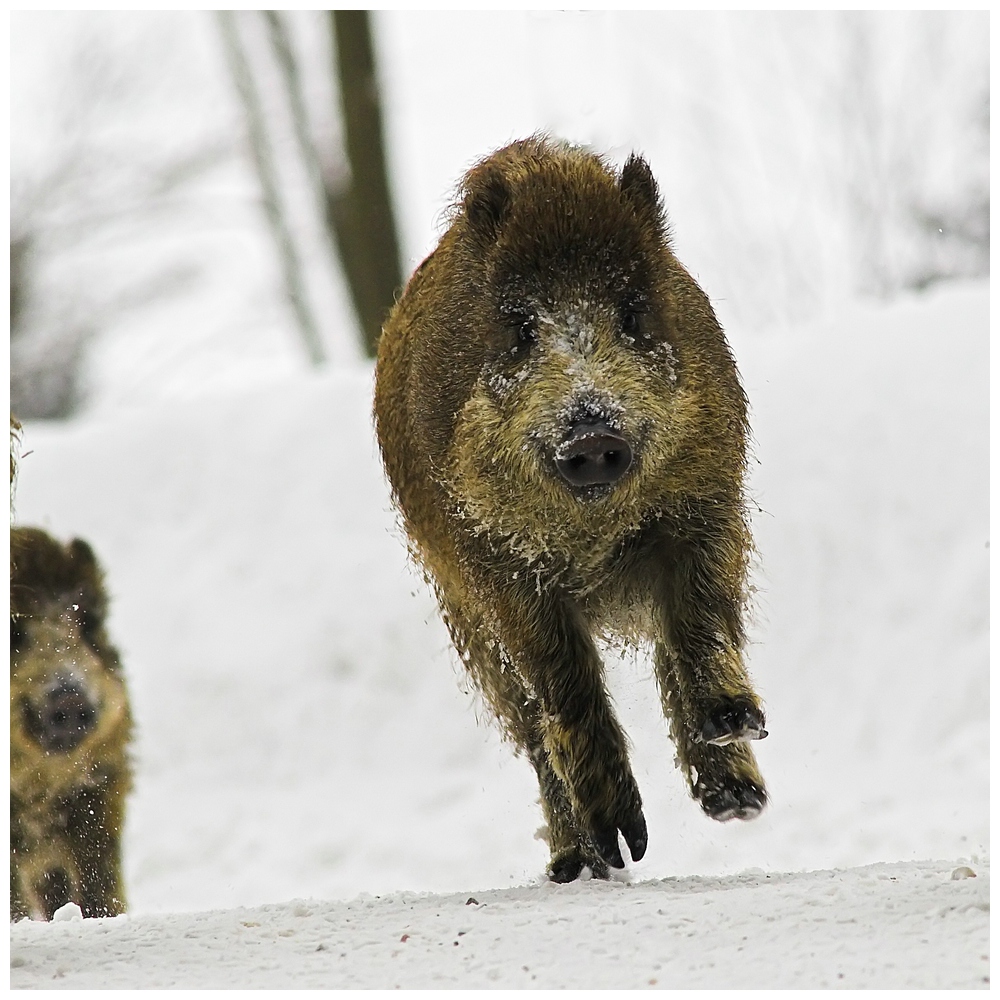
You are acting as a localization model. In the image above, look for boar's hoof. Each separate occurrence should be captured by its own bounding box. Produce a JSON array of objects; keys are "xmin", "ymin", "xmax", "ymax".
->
[
  {"xmin": 696, "ymin": 776, "xmax": 767, "ymax": 822},
  {"xmin": 23, "ymin": 681, "xmax": 97, "ymax": 753},
  {"xmin": 555, "ymin": 420, "xmax": 633, "ymax": 488},
  {"xmin": 590, "ymin": 809, "xmax": 648, "ymax": 869},
  {"xmin": 696, "ymin": 698, "xmax": 767, "ymax": 746},
  {"xmin": 548, "ymin": 850, "xmax": 610, "ymax": 884}
]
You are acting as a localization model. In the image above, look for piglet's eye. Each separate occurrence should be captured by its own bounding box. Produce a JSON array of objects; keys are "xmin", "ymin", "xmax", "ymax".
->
[{"xmin": 11, "ymin": 619, "xmax": 25, "ymax": 653}]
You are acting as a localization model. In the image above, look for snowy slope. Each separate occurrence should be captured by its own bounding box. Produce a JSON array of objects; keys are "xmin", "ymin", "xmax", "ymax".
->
[
  {"xmin": 10, "ymin": 280, "xmax": 989, "ymax": 986},
  {"xmin": 10, "ymin": 860, "xmax": 989, "ymax": 989}
]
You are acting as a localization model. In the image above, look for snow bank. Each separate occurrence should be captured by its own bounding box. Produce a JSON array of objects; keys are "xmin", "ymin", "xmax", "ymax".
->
[
  {"xmin": 11, "ymin": 280, "xmax": 988, "ymax": 922},
  {"xmin": 10, "ymin": 860, "xmax": 989, "ymax": 989}
]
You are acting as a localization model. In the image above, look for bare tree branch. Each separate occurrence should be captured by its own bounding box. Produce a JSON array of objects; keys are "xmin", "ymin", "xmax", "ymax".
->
[
  {"xmin": 262, "ymin": 11, "xmax": 329, "ymax": 205},
  {"xmin": 217, "ymin": 11, "xmax": 326, "ymax": 366}
]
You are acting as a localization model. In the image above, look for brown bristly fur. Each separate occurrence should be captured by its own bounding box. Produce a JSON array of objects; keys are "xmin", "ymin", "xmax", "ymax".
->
[
  {"xmin": 374, "ymin": 136, "xmax": 767, "ymax": 882},
  {"xmin": 10, "ymin": 526, "xmax": 133, "ymax": 920}
]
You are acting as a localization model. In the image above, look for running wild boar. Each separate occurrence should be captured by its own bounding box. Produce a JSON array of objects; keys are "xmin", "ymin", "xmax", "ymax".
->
[{"xmin": 374, "ymin": 136, "xmax": 767, "ymax": 882}]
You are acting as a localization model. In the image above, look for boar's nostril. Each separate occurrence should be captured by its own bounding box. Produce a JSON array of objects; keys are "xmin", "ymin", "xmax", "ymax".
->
[
  {"xmin": 555, "ymin": 420, "xmax": 634, "ymax": 488},
  {"xmin": 24, "ymin": 682, "xmax": 97, "ymax": 753}
]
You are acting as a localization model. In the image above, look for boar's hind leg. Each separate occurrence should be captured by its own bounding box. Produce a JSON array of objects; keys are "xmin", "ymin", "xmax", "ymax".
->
[
  {"xmin": 465, "ymin": 584, "xmax": 646, "ymax": 871},
  {"xmin": 654, "ymin": 537, "xmax": 768, "ymax": 821}
]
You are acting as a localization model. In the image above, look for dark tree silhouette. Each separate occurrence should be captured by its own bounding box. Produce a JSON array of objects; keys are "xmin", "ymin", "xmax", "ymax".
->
[
  {"xmin": 221, "ymin": 10, "xmax": 403, "ymax": 360},
  {"xmin": 326, "ymin": 11, "xmax": 402, "ymax": 358}
]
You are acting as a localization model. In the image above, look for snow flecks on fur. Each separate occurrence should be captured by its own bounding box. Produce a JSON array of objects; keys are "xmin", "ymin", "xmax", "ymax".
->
[{"xmin": 449, "ymin": 294, "xmax": 695, "ymax": 588}]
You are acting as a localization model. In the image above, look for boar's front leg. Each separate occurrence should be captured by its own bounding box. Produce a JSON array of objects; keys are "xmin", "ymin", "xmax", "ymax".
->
[
  {"xmin": 652, "ymin": 527, "xmax": 768, "ymax": 822},
  {"xmin": 509, "ymin": 590, "xmax": 648, "ymax": 870},
  {"xmin": 452, "ymin": 608, "xmax": 610, "ymax": 882},
  {"xmin": 529, "ymin": 742, "xmax": 611, "ymax": 883},
  {"xmin": 459, "ymin": 579, "xmax": 647, "ymax": 873}
]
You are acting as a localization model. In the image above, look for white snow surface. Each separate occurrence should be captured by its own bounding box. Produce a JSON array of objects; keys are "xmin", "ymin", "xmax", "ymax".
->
[
  {"xmin": 10, "ymin": 280, "xmax": 989, "ymax": 988},
  {"xmin": 10, "ymin": 861, "xmax": 990, "ymax": 989}
]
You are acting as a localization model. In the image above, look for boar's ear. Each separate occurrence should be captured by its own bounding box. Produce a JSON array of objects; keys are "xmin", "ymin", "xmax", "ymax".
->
[
  {"xmin": 619, "ymin": 153, "xmax": 666, "ymax": 234},
  {"xmin": 463, "ymin": 164, "xmax": 510, "ymax": 243},
  {"xmin": 68, "ymin": 538, "xmax": 99, "ymax": 580}
]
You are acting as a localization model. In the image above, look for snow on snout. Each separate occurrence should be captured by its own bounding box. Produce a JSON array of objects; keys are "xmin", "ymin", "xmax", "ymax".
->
[{"xmin": 538, "ymin": 303, "xmax": 597, "ymax": 366}]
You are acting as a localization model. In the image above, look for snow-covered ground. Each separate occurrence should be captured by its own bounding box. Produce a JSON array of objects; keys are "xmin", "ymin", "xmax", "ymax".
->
[
  {"xmin": 10, "ymin": 279, "xmax": 989, "ymax": 987},
  {"xmin": 10, "ymin": 860, "xmax": 989, "ymax": 989}
]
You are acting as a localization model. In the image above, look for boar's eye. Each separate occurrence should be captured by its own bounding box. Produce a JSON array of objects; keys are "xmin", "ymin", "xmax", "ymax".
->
[
  {"xmin": 620, "ymin": 301, "xmax": 648, "ymax": 342},
  {"xmin": 500, "ymin": 306, "xmax": 537, "ymax": 351},
  {"xmin": 11, "ymin": 618, "xmax": 25, "ymax": 655}
]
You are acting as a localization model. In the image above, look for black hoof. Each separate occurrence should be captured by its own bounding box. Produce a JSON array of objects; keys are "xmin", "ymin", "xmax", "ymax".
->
[
  {"xmin": 548, "ymin": 850, "xmax": 609, "ymax": 883},
  {"xmin": 591, "ymin": 826, "xmax": 625, "ymax": 869},
  {"xmin": 696, "ymin": 698, "xmax": 767, "ymax": 746},
  {"xmin": 621, "ymin": 813, "xmax": 648, "ymax": 862},
  {"xmin": 590, "ymin": 807, "xmax": 647, "ymax": 869},
  {"xmin": 697, "ymin": 776, "xmax": 767, "ymax": 822}
]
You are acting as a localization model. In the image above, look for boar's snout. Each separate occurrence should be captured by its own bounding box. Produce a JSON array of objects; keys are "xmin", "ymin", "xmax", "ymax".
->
[
  {"xmin": 554, "ymin": 418, "xmax": 634, "ymax": 489},
  {"xmin": 23, "ymin": 680, "xmax": 97, "ymax": 753}
]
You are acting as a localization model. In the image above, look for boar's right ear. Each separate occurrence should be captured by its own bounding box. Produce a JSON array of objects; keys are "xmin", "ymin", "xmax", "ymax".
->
[
  {"xmin": 68, "ymin": 538, "xmax": 99, "ymax": 580},
  {"xmin": 619, "ymin": 153, "xmax": 666, "ymax": 235},
  {"xmin": 463, "ymin": 164, "xmax": 510, "ymax": 243}
]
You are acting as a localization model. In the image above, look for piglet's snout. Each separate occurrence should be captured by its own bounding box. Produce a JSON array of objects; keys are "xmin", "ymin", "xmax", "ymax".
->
[
  {"xmin": 554, "ymin": 418, "xmax": 633, "ymax": 488},
  {"xmin": 25, "ymin": 680, "xmax": 98, "ymax": 753}
]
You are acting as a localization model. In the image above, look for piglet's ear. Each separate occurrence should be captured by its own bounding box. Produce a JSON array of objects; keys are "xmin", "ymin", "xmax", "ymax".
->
[
  {"xmin": 620, "ymin": 153, "xmax": 666, "ymax": 234},
  {"xmin": 463, "ymin": 164, "xmax": 510, "ymax": 243},
  {"xmin": 68, "ymin": 538, "xmax": 107, "ymax": 629}
]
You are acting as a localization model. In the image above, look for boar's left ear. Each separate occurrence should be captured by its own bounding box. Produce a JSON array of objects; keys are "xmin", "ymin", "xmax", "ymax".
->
[
  {"xmin": 464, "ymin": 164, "xmax": 510, "ymax": 243},
  {"xmin": 620, "ymin": 153, "xmax": 666, "ymax": 234}
]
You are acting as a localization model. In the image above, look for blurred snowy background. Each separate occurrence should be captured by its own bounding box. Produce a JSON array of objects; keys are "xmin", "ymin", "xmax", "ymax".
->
[{"xmin": 10, "ymin": 11, "xmax": 989, "ymax": 915}]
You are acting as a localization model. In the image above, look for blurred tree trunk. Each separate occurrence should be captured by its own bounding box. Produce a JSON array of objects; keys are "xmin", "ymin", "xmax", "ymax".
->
[
  {"xmin": 10, "ymin": 234, "xmax": 32, "ymax": 332},
  {"xmin": 326, "ymin": 11, "xmax": 402, "ymax": 358}
]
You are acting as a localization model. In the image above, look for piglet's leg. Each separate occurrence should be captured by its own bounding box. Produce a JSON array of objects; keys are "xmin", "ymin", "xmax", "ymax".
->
[
  {"xmin": 69, "ymin": 782, "xmax": 128, "ymax": 918},
  {"xmin": 16, "ymin": 840, "xmax": 78, "ymax": 921}
]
